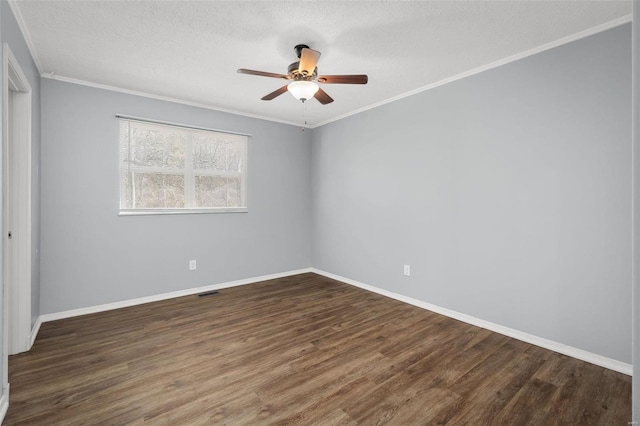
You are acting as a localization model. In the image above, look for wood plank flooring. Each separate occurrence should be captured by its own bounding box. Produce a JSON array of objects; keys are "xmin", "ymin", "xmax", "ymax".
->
[{"xmin": 5, "ymin": 273, "xmax": 631, "ymax": 425}]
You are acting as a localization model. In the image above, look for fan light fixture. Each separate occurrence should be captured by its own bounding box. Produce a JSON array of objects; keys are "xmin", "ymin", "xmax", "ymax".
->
[{"xmin": 287, "ymin": 81, "xmax": 319, "ymax": 103}]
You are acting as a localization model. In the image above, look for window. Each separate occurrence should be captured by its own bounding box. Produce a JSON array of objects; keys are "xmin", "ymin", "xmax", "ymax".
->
[{"xmin": 119, "ymin": 117, "xmax": 248, "ymax": 214}]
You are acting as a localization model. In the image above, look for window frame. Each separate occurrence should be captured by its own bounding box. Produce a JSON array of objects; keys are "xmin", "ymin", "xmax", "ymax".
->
[{"xmin": 117, "ymin": 115, "xmax": 249, "ymax": 216}]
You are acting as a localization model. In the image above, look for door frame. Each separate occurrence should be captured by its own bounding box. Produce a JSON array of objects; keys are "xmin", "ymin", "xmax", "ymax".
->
[{"xmin": 2, "ymin": 43, "xmax": 32, "ymax": 390}]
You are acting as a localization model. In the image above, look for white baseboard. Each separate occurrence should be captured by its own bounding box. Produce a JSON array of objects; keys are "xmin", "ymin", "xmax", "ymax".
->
[
  {"xmin": 33, "ymin": 267, "xmax": 631, "ymax": 376},
  {"xmin": 29, "ymin": 317, "xmax": 42, "ymax": 350},
  {"xmin": 310, "ymin": 268, "xmax": 632, "ymax": 376},
  {"xmin": 0, "ymin": 384, "xmax": 10, "ymax": 424},
  {"xmin": 39, "ymin": 268, "xmax": 313, "ymax": 324}
]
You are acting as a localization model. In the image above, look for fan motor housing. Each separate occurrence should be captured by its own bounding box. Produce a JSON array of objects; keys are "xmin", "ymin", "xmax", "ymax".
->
[{"xmin": 288, "ymin": 61, "xmax": 317, "ymax": 80}]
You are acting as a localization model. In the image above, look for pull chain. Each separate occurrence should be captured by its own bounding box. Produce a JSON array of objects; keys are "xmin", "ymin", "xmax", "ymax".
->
[{"xmin": 302, "ymin": 101, "xmax": 308, "ymax": 131}]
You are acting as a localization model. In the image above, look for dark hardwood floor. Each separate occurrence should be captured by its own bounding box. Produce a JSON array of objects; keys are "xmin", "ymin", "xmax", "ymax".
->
[{"xmin": 5, "ymin": 273, "xmax": 631, "ymax": 425}]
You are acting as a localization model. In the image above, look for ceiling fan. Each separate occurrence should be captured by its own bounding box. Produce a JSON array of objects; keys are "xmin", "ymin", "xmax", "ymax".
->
[{"xmin": 237, "ymin": 44, "xmax": 368, "ymax": 105}]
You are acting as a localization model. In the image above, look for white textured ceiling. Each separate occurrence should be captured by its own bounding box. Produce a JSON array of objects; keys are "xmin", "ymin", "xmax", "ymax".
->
[{"xmin": 12, "ymin": 1, "xmax": 632, "ymax": 126}]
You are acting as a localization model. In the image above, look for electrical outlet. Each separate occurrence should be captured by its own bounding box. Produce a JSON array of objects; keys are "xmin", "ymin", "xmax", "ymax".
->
[
  {"xmin": 403, "ymin": 264, "xmax": 411, "ymax": 276},
  {"xmin": 189, "ymin": 260, "xmax": 197, "ymax": 271}
]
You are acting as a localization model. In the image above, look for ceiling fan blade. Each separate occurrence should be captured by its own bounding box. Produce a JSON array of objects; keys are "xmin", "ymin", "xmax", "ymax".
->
[
  {"xmin": 298, "ymin": 48, "xmax": 321, "ymax": 76},
  {"xmin": 261, "ymin": 85, "xmax": 289, "ymax": 101},
  {"xmin": 317, "ymin": 74, "xmax": 368, "ymax": 84},
  {"xmin": 237, "ymin": 68, "xmax": 290, "ymax": 80},
  {"xmin": 314, "ymin": 88, "xmax": 334, "ymax": 105}
]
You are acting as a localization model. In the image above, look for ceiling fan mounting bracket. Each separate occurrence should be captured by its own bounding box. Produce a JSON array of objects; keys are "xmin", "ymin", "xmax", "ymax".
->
[{"xmin": 294, "ymin": 44, "xmax": 310, "ymax": 59}]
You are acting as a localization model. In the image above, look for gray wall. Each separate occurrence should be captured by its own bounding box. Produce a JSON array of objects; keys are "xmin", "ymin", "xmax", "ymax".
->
[
  {"xmin": 40, "ymin": 23, "xmax": 632, "ymax": 366},
  {"xmin": 632, "ymin": 3, "xmax": 639, "ymax": 421},
  {"xmin": 1, "ymin": 1, "xmax": 41, "ymax": 327},
  {"xmin": 40, "ymin": 79, "xmax": 311, "ymax": 314},
  {"xmin": 0, "ymin": 0, "xmax": 4, "ymax": 401},
  {"xmin": 311, "ymin": 25, "xmax": 632, "ymax": 363}
]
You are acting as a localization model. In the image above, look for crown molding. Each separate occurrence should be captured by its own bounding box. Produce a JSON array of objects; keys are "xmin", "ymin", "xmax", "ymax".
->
[
  {"xmin": 40, "ymin": 73, "xmax": 306, "ymax": 128},
  {"xmin": 311, "ymin": 14, "xmax": 633, "ymax": 128},
  {"xmin": 7, "ymin": 0, "xmax": 43, "ymax": 74},
  {"xmin": 32, "ymin": 11, "xmax": 633, "ymax": 130}
]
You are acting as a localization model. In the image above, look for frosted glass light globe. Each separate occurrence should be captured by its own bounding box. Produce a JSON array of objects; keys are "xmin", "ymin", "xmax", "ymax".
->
[{"xmin": 287, "ymin": 81, "xmax": 319, "ymax": 102}]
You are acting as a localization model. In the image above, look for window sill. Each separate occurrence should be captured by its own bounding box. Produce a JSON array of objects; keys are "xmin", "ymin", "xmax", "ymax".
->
[{"xmin": 119, "ymin": 208, "xmax": 248, "ymax": 216}]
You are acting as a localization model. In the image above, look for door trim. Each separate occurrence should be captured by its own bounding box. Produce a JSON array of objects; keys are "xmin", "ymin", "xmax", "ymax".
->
[{"xmin": 2, "ymin": 43, "xmax": 32, "ymax": 392}]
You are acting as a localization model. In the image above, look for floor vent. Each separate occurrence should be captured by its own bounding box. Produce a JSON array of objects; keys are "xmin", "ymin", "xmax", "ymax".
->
[{"xmin": 197, "ymin": 290, "xmax": 220, "ymax": 298}]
